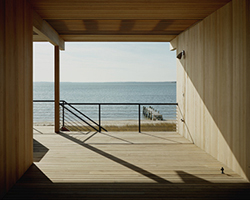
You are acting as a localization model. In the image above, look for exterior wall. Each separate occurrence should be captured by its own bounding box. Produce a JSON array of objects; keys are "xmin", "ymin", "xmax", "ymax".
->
[
  {"xmin": 0, "ymin": 0, "xmax": 33, "ymax": 197},
  {"xmin": 173, "ymin": 0, "xmax": 250, "ymax": 180}
]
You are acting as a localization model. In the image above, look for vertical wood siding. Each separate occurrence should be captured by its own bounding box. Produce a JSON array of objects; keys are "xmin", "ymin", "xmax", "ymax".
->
[
  {"xmin": 0, "ymin": 0, "xmax": 33, "ymax": 197},
  {"xmin": 175, "ymin": 0, "xmax": 250, "ymax": 180}
]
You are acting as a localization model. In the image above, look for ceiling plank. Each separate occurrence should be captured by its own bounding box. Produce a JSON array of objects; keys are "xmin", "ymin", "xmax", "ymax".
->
[
  {"xmin": 46, "ymin": 19, "xmax": 198, "ymax": 37},
  {"xmin": 119, "ymin": 20, "xmax": 136, "ymax": 32},
  {"xmin": 29, "ymin": 0, "xmax": 231, "ymax": 20},
  {"xmin": 29, "ymin": 0, "xmax": 231, "ymax": 42},
  {"xmin": 33, "ymin": 10, "xmax": 65, "ymax": 50},
  {"xmin": 83, "ymin": 20, "xmax": 98, "ymax": 32}
]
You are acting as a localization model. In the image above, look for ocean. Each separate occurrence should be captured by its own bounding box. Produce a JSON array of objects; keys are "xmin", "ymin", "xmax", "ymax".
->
[{"xmin": 33, "ymin": 82, "xmax": 176, "ymax": 123}]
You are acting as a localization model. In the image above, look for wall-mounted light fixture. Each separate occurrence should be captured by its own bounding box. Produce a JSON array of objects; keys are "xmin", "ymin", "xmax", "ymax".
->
[{"xmin": 177, "ymin": 50, "xmax": 185, "ymax": 59}]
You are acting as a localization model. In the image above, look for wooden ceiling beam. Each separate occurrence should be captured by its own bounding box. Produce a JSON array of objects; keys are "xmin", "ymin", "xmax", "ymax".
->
[
  {"xmin": 29, "ymin": 0, "xmax": 231, "ymax": 20},
  {"xmin": 33, "ymin": 34, "xmax": 48, "ymax": 41},
  {"xmin": 60, "ymin": 34, "xmax": 176, "ymax": 42},
  {"xmin": 30, "ymin": 0, "xmax": 231, "ymax": 42},
  {"xmin": 83, "ymin": 20, "xmax": 98, "ymax": 31},
  {"xmin": 119, "ymin": 20, "xmax": 135, "ymax": 32},
  {"xmin": 33, "ymin": 10, "xmax": 65, "ymax": 50}
]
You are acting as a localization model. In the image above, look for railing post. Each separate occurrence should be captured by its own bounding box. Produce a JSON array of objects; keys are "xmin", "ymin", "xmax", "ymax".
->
[
  {"xmin": 99, "ymin": 104, "xmax": 101, "ymax": 132},
  {"xmin": 139, "ymin": 104, "xmax": 141, "ymax": 133},
  {"xmin": 62, "ymin": 101, "xmax": 65, "ymax": 127}
]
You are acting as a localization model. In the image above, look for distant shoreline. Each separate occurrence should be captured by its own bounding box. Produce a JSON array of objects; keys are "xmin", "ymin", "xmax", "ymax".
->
[{"xmin": 33, "ymin": 81, "xmax": 176, "ymax": 83}]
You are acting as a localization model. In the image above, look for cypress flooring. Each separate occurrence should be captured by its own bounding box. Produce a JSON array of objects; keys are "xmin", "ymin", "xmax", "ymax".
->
[{"xmin": 3, "ymin": 127, "xmax": 250, "ymax": 199}]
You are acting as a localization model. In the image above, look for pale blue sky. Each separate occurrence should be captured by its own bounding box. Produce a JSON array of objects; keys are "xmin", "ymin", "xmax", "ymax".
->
[{"xmin": 33, "ymin": 42, "xmax": 176, "ymax": 82}]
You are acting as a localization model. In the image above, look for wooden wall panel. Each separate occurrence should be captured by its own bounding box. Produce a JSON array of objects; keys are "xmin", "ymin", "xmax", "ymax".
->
[
  {"xmin": 174, "ymin": 0, "xmax": 250, "ymax": 180},
  {"xmin": 24, "ymin": 0, "xmax": 34, "ymax": 171},
  {"xmin": 16, "ymin": 0, "xmax": 25, "ymax": 178},
  {"xmin": 231, "ymin": 0, "xmax": 246, "ymax": 177},
  {"xmin": 0, "ymin": 0, "xmax": 33, "ymax": 197},
  {"xmin": 0, "ymin": 0, "xmax": 6, "ymax": 198},
  {"xmin": 246, "ymin": 0, "xmax": 250, "ymax": 181},
  {"xmin": 5, "ymin": 0, "xmax": 17, "ymax": 189}
]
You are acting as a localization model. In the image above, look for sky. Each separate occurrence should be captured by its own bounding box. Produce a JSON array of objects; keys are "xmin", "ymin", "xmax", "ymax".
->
[{"xmin": 33, "ymin": 42, "xmax": 176, "ymax": 82}]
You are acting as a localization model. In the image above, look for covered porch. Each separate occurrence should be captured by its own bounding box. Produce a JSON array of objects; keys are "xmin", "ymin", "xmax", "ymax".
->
[
  {"xmin": 1, "ymin": 0, "xmax": 250, "ymax": 199},
  {"xmin": 4, "ymin": 127, "xmax": 250, "ymax": 199}
]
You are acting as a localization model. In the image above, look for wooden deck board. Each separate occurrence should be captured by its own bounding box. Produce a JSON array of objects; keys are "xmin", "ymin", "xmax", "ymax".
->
[{"xmin": 3, "ymin": 126, "xmax": 250, "ymax": 199}]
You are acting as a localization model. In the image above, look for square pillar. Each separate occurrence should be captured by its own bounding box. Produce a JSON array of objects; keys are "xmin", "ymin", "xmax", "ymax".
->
[{"xmin": 0, "ymin": 0, "xmax": 33, "ymax": 197}]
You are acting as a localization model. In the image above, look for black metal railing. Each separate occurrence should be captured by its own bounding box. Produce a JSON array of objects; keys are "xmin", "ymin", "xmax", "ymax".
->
[
  {"xmin": 60, "ymin": 100, "xmax": 107, "ymax": 132},
  {"xmin": 33, "ymin": 100, "xmax": 178, "ymax": 133}
]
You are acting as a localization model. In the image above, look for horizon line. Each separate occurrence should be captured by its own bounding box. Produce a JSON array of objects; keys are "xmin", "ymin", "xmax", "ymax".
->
[{"xmin": 33, "ymin": 81, "xmax": 176, "ymax": 83}]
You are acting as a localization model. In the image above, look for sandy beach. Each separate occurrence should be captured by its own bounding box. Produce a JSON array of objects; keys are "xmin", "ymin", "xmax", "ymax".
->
[{"xmin": 33, "ymin": 119, "xmax": 176, "ymax": 126}]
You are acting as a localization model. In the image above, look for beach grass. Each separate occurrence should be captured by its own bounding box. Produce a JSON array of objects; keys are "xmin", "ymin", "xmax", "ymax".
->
[
  {"xmin": 103, "ymin": 123, "xmax": 176, "ymax": 132},
  {"xmin": 64, "ymin": 122, "xmax": 176, "ymax": 132}
]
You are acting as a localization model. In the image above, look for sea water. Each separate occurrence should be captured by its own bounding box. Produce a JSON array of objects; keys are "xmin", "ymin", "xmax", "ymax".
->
[{"xmin": 33, "ymin": 82, "xmax": 176, "ymax": 123}]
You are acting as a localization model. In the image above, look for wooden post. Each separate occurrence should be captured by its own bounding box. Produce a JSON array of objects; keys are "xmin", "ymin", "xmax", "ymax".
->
[
  {"xmin": 0, "ymin": 0, "xmax": 33, "ymax": 196},
  {"xmin": 139, "ymin": 104, "xmax": 141, "ymax": 133},
  {"xmin": 55, "ymin": 46, "xmax": 60, "ymax": 133}
]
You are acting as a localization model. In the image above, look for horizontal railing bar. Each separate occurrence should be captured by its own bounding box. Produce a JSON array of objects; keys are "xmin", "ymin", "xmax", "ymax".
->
[
  {"xmin": 33, "ymin": 100, "xmax": 55, "ymax": 102},
  {"xmin": 34, "ymin": 100, "xmax": 178, "ymax": 106},
  {"xmin": 33, "ymin": 100, "xmax": 178, "ymax": 132},
  {"xmin": 64, "ymin": 102, "xmax": 178, "ymax": 106}
]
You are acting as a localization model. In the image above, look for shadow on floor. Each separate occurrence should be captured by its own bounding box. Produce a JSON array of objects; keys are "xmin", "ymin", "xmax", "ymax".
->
[
  {"xmin": 7, "ymin": 130, "xmax": 249, "ymax": 199},
  {"xmin": 33, "ymin": 139, "xmax": 49, "ymax": 162},
  {"xmin": 59, "ymin": 132, "xmax": 171, "ymax": 184},
  {"xmin": 3, "ymin": 164, "xmax": 250, "ymax": 200},
  {"xmin": 33, "ymin": 127, "xmax": 44, "ymax": 134}
]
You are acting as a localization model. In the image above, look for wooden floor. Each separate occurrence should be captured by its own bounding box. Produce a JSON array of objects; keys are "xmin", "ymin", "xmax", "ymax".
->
[{"xmin": 3, "ymin": 126, "xmax": 250, "ymax": 199}]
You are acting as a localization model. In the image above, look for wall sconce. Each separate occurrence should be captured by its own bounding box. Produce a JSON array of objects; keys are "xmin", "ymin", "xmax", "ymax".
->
[{"xmin": 177, "ymin": 50, "xmax": 185, "ymax": 59}]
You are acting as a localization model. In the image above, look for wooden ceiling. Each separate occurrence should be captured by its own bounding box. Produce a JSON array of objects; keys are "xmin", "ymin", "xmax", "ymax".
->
[{"xmin": 30, "ymin": 0, "xmax": 231, "ymax": 44}]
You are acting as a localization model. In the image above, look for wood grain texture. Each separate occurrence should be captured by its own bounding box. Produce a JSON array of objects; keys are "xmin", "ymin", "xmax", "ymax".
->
[
  {"xmin": 174, "ymin": 0, "xmax": 250, "ymax": 181},
  {"xmin": 246, "ymin": 0, "xmax": 250, "ymax": 183},
  {"xmin": 0, "ymin": 0, "xmax": 33, "ymax": 197},
  {"xmin": 46, "ymin": 19, "xmax": 197, "ymax": 34},
  {"xmin": 24, "ymin": 0, "xmax": 34, "ymax": 172},
  {"xmin": 0, "ymin": 0, "xmax": 6, "ymax": 198},
  {"xmin": 60, "ymin": 34, "xmax": 176, "ymax": 42},
  {"xmin": 32, "ymin": 127, "xmax": 247, "ymax": 184},
  {"xmin": 33, "ymin": 10, "xmax": 65, "ymax": 50},
  {"xmin": 30, "ymin": 0, "xmax": 230, "ymax": 42},
  {"xmin": 4, "ymin": 127, "xmax": 250, "ymax": 199},
  {"xmin": 29, "ymin": 0, "xmax": 231, "ymax": 20}
]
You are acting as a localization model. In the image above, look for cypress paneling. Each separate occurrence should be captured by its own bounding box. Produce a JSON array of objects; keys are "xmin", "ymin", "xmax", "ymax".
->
[
  {"xmin": 174, "ymin": 0, "xmax": 250, "ymax": 180},
  {"xmin": 24, "ymin": 0, "xmax": 33, "ymax": 171},
  {"xmin": 246, "ymin": 0, "xmax": 250, "ymax": 181},
  {"xmin": 0, "ymin": 0, "xmax": 6, "ymax": 198},
  {"xmin": 0, "ymin": 0, "xmax": 33, "ymax": 197}
]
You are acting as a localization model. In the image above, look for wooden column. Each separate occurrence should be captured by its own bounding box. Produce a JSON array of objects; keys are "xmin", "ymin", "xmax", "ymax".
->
[
  {"xmin": 0, "ymin": 0, "xmax": 33, "ymax": 197},
  {"xmin": 55, "ymin": 46, "xmax": 60, "ymax": 133}
]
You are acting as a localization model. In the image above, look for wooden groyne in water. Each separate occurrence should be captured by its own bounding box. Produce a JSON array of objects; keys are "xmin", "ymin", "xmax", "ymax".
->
[{"xmin": 143, "ymin": 106, "xmax": 163, "ymax": 120}]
